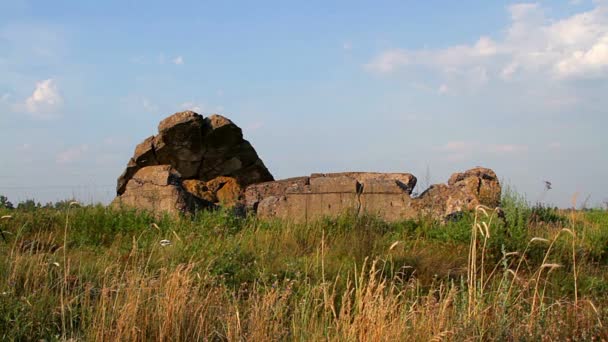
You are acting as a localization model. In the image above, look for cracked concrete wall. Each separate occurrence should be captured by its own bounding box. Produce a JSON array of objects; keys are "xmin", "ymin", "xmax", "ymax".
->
[
  {"xmin": 245, "ymin": 167, "xmax": 501, "ymax": 223},
  {"xmin": 246, "ymin": 172, "xmax": 419, "ymax": 222}
]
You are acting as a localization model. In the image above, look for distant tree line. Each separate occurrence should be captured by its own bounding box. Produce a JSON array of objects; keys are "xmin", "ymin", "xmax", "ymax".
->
[{"xmin": 0, "ymin": 195, "xmax": 79, "ymax": 211}]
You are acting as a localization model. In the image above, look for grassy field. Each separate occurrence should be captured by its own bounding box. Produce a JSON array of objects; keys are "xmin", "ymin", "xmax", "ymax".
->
[{"xmin": 1, "ymin": 192, "xmax": 608, "ymax": 341}]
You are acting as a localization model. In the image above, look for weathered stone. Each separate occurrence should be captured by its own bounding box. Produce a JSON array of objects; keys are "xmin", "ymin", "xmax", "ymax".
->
[
  {"xmin": 412, "ymin": 167, "xmax": 501, "ymax": 219},
  {"xmin": 114, "ymin": 110, "xmax": 501, "ymax": 222},
  {"xmin": 245, "ymin": 168, "xmax": 501, "ymax": 223},
  {"xmin": 311, "ymin": 172, "xmax": 417, "ymax": 194},
  {"xmin": 115, "ymin": 111, "xmax": 274, "ymax": 211},
  {"xmin": 309, "ymin": 176, "xmax": 360, "ymax": 193},
  {"xmin": 153, "ymin": 111, "xmax": 205, "ymax": 179},
  {"xmin": 256, "ymin": 196, "xmax": 287, "ymax": 220},
  {"xmin": 181, "ymin": 176, "xmax": 242, "ymax": 206},
  {"xmin": 208, "ymin": 176, "xmax": 242, "ymax": 206},
  {"xmin": 448, "ymin": 167, "xmax": 501, "ymax": 208},
  {"xmin": 182, "ymin": 179, "xmax": 216, "ymax": 202},
  {"xmin": 360, "ymin": 193, "xmax": 414, "ymax": 221},
  {"xmin": 362, "ymin": 178, "xmax": 408, "ymax": 194},
  {"xmin": 116, "ymin": 136, "xmax": 159, "ymax": 195},
  {"xmin": 244, "ymin": 177, "xmax": 310, "ymax": 210},
  {"xmin": 116, "ymin": 159, "xmax": 138, "ymax": 196},
  {"xmin": 112, "ymin": 165, "xmax": 211, "ymax": 215}
]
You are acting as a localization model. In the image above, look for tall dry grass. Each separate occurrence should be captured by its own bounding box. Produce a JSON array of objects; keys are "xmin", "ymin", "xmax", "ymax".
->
[{"xmin": 0, "ymin": 204, "xmax": 606, "ymax": 341}]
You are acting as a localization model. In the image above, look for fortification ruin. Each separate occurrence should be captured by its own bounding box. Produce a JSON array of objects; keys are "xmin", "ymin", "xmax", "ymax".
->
[{"xmin": 113, "ymin": 111, "xmax": 501, "ymax": 222}]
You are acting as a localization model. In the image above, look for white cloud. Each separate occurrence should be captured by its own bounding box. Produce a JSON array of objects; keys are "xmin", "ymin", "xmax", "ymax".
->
[
  {"xmin": 555, "ymin": 34, "xmax": 608, "ymax": 77},
  {"xmin": 438, "ymin": 84, "xmax": 449, "ymax": 94},
  {"xmin": 56, "ymin": 144, "xmax": 89, "ymax": 164},
  {"xmin": 21, "ymin": 79, "xmax": 63, "ymax": 119},
  {"xmin": 366, "ymin": 3, "xmax": 608, "ymax": 80},
  {"xmin": 365, "ymin": 49, "xmax": 409, "ymax": 73},
  {"xmin": 173, "ymin": 56, "xmax": 184, "ymax": 65},
  {"xmin": 366, "ymin": 36, "xmax": 499, "ymax": 74}
]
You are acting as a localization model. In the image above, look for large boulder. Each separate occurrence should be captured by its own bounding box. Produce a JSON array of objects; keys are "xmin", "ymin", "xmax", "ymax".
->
[
  {"xmin": 114, "ymin": 111, "xmax": 273, "ymax": 214},
  {"xmin": 245, "ymin": 167, "xmax": 501, "ymax": 223}
]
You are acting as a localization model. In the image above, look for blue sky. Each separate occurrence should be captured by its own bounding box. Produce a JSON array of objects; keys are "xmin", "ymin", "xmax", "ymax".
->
[{"xmin": 1, "ymin": 0, "xmax": 607, "ymax": 207}]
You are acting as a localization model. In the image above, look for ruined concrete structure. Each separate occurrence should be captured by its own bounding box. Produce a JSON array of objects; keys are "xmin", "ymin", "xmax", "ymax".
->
[
  {"xmin": 112, "ymin": 111, "xmax": 502, "ymax": 221},
  {"xmin": 244, "ymin": 167, "xmax": 501, "ymax": 223},
  {"xmin": 112, "ymin": 111, "xmax": 274, "ymax": 214}
]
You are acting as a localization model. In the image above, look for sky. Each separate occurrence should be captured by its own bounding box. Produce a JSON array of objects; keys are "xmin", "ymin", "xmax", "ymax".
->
[{"xmin": 1, "ymin": 0, "xmax": 607, "ymax": 208}]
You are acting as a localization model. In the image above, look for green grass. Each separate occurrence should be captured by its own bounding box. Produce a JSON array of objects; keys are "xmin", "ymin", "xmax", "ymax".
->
[{"xmin": 0, "ymin": 197, "xmax": 607, "ymax": 340}]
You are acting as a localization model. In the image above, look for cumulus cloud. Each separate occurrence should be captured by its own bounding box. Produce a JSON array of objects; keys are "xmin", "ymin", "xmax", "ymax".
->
[
  {"xmin": 555, "ymin": 34, "xmax": 608, "ymax": 77},
  {"xmin": 21, "ymin": 79, "xmax": 63, "ymax": 119},
  {"xmin": 366, "ymin": 36, "xmax": 499, "ymax": 74},
  {"xmin": 366, "ymin": 3, "xmax": 608, "ymax": 80},
  {"xmin": 56, "ymin": 144, "xmax": 89, "ymax": 164}
]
